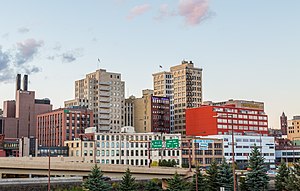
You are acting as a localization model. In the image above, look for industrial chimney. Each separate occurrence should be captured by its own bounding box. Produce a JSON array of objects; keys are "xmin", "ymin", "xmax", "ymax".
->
[
  {"xmin": 16, "ymin": 74, "xmax": 21, "ymax": 91},
  {"xmin": 23, "ymin": 74, "xmax": 28, "ymax": 91}
]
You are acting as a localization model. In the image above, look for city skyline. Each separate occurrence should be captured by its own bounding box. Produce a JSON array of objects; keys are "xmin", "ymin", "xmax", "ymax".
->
[{"xmin": 1, "ymin": 0, "xmax": 300, "ymax": 129}]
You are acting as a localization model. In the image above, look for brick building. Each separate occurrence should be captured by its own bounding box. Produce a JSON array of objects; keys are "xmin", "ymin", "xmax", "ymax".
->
[
  {"xmin": 37, "ymin": 108, "xmax": 93, "ymax": 147},
  {"xmin": 186, "ymin": 100, "xmax": 268, "ymax": 136}
]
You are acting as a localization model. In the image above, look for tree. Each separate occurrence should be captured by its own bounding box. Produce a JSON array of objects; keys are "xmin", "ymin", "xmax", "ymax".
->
[
  {"xmin": 285, "ymin": 162, "xmax": 300, "ymax": 191},
  {"xmin": 166, "ymin": 171, "xmax": 188, "ymax": 191},
  {"xmin": 239, "ymin": 176, "xmax": 248, "ymax": 191},
  {"xmin": 275, "ymin": 160, "xmax": 289, "ymax": 191},
  {"xmin": 245, "ymin": 145, "xmax": 269, "ymax": 191},
  {"xmin": 144, "ymin": 179, "xmax": 162, "ymax": 191},
  {"xmin": 118, "ymin": 168, "xmax": 137, "ymax": 191},
  {"xmin": 206, "ymin": 160, "xmax": 220, "ymax": 191},
  {"xmin": 190, "ymin": 166, "xmax": 206, "ymax": 191},
  {"xmin": 218, "ymin": 159, "xmax": 233, "ymax": 191},
  {"xmin": 82, "ymin": 164, "xmax": 112, "ymax": 191}
]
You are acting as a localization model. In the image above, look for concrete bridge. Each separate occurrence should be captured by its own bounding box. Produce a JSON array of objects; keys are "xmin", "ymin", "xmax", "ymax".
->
[{"xmin": 0, "ymin": 157, "xmax": 190, "ymax": 180}]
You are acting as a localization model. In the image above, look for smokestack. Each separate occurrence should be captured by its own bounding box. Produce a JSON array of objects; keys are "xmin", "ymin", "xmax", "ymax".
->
[
  {"xmin": 16, "ymin": 74, "xmax": 21, "ymax": 91},
  {"xmin": 23, "ymin": 74, "xmax": 28, "ymax": 91}
]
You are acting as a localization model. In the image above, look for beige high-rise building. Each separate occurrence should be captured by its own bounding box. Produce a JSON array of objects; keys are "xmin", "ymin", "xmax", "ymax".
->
[
  {"xmin": 131, "ymin": 89, "xmax": 171, "ymax": 133},
  {"xmin": 134, "ymin": 90, "xmax": 153, "ymax": 133},
  {"xmin": 153, "ymin": 60, "xmax": 202, "ymax": 135},
  {"xmin": 287, "ymin": 116, "xmax": 300, "ymax": 144},
  {"xmin": 65, "ymin": 69, "xmax": 125, "ymax": 133},
  {"xmin": 124, "ymin": 96, "xmax": 135, "ymax": 127}
]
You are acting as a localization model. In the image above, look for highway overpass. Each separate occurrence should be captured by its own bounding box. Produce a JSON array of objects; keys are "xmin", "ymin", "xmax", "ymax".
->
[{"xmin": 0, "ymin": 157, "xmax": 190, "ymax": 180}]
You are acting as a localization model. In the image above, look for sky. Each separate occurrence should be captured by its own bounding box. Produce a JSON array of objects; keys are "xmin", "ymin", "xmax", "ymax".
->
[{"xmin": 0, "ymin": 0, "xmax": 299, "ymax": 129}]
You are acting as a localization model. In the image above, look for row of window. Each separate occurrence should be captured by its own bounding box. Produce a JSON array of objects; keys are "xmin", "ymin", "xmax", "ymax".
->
[
  {"xmin": 217, "ymin": 119, "xmax": 267, "ymax": 124},
  {"xmin": 182, "ymin": 150, "xmax": 223, "ymax": 156},
  {"xmin": 224, "ymin": 145, "xmax": 274, "ymax": 149},
  {"xmin": 218, "ymin": 125, "xmax": 268, "ymax": 131},
  {"xmin": 225, "ymin": 153, "xmax": 274, "ymax": 156},
  {"xmin": 98, "ymin": 159, "xmax": 149, "ymax": 166},
  {"xmin": 214, "ymin": 109, "xmax": 265, "ymax": 116},
  {"xmin": 96, "ymin": 134, "xmax": 178, "ymax": 141}
]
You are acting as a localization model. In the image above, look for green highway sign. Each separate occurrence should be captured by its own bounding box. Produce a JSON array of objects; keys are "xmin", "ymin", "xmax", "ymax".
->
[
  {"xmin": 151, "ymin": 140, "xmax": 162, "ymax": 148},
  {"xmin": 166, "ymin": 139, "xmax": 179, "ymax": 148}
]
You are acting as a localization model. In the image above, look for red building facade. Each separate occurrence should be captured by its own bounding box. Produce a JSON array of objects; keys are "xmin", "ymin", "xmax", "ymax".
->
[
  {"xmin": 37, "ymin": 108, "xmax": 93, "ymax": 147},
  {"xmin": 186, "ymin": 100, "xmax": 268, "ymax": 136}
]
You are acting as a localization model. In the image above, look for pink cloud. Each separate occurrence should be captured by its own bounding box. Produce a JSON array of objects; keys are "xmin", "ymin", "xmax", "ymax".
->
[
  {"xmin": 154, "ymin": 4, "xmax": 171, "ymax": 21},
  {"xmin": 178, "ymin": 0, "xmax": 209, "ymax": 26},
  {"xmin": 127, "ymin": 4, "xmax": 151, "ymax": 20}
]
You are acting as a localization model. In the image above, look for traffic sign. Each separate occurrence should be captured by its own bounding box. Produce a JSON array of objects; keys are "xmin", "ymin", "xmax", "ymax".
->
[
  {"xmin": 200, "ymin": 143, "xmax": 208, "ymax": 147},
  {"xmin": 151, "ymin": 140, "xmax": 162, "ymax": 148},
  {"xmin": 166, "ymin": 139, "xmax": 179, "ymax": 148},
  {"xmin": 194, "ymin": 139, "xmax": 214, "ymax": 143}
]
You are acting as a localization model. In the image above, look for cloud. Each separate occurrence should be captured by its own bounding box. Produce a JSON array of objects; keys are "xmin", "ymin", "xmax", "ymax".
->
[
  {"xmin": 24, "ymin": 66, "xmax": 40, "ymax": 74},
  {"xmin": 178, "ymin": 0, "xmax": 210, "ymax": 26},
  {"xmin": 0, "ymin": 69, "xmax": 14, "ymax": 83},
  {"xmin": 0, "ymin": 43, "xmax": 41, "ymax": 83},
  {"xmin": 92, "ymin": 37, "xmax": 98, "ymax": 43},
  {"xmin": 53, "ymin": 43, "xmax": 61, "ymax": 51},
  {"xmin": 127, "ymin": 4, "xmax": 151, "ymax": 20},
  {"xmin": 46, "ymin": 55, "xmax": 55, "ymax": 60},
  {"xmin": 47, "ymin": 48, "xmax": 83, "ymax": 63},
  {"xmin": 0, "ymin": 47, "xmax": 10, "ymax": 71},
  {"xmin": 62, "ymin": 53, "xmax": 76, "ymax": 63},
  {"xmin": 2, "ymin": 33, "xmax": 9, "ymax": 39},
  {"xmin": 15, "ymin": 38, "xmax": 44, "ymax": 65},
  {"xmin": 18, "ymin": 27, "xmax": 30, "ymax": 34},
  {"xmin": 154, "ymin": 4, "xmax": 172, "ymax": 21}
]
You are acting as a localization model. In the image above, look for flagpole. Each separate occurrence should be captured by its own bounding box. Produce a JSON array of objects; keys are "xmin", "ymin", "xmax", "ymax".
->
[{"xmin": 97, "ymin": 58, "xmax": 100, "ymax": 69}]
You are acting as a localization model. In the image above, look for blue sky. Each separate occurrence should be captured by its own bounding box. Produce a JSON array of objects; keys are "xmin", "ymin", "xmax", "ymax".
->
[{"xmin": 0, "ymin": 0, "xmax": 299, "ymax": 129}]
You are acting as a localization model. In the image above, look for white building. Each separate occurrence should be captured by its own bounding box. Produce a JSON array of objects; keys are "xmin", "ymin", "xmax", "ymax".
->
[
  {"xmin": 94, "ymin": 128, "xmax": 182, "ymax": 167},
  {"xmin": 206, "ymin": 135, "xmax": 275, "ymax": 169}
]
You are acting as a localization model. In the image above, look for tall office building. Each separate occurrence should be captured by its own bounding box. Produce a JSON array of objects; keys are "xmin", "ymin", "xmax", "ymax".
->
[
  {"xmin": 280, "ymin": 112, "xmax": 288, "ymax": 135},
  {"xmin": 133, "ymin": 90, "xmax": 170, "ymax": 133},
  {"xmin": 153, "ymin": 71, "xmax": 174, "ymax": 132},
  {"xmin": 153, "ymin": 60, "xmax": 202, "ymax": 134},
  {"xmin": 65, "ymin": 69, "xmax": 125, "ymax": 133}
]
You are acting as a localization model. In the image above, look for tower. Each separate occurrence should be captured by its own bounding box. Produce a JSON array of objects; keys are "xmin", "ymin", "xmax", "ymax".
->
[
  {"xmin": 153, "ymin": 60, "xmax": 202, "ymax": 135},
  {"xmin": 280, "ymin": 112, "xmax": 287, "ymax": 135}
]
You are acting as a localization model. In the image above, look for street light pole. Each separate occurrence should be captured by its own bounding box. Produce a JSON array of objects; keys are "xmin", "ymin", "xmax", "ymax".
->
[
  {"xmin": 195, "ymin": 169, "xmax": 198, "ymax": 191},
  {"xmin": 188, "ymin": 139, "xmax": 192, "ymax": 172},
  {"xmin": 48, "ymin": 126, "xmax": 51, "ymax": 191},
  {"xmin": 231, "ymin": 120, "xmax": 237, "ymax": 191},
  {"xmin": 215, "ymin": 114, "xmax": 236, "ymax": 191}
]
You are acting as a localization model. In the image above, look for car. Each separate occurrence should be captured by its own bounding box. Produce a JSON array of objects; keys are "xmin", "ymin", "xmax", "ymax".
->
[
  {"xmin": 102, "ymin": 176, "xmax": 111, "ymax": 181},
  {"xmin": 266, "ymin": 170, "xmax": 277, "ymax": 175}
]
